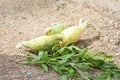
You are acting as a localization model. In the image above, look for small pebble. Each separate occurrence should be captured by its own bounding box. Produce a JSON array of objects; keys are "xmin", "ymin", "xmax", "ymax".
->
[
  {"xmin": 115, "ymin": 53, "xmax": 120, "ymax": 56},
  {"xmin": 16, "ymin": 43, "xmax": 22, "ymax": 49},
  {"xmin": 27, "ymin": 72, "xmax": 34, "ymax": 78}
]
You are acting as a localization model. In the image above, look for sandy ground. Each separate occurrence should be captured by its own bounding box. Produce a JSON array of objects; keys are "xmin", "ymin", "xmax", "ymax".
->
[{"xmin": 0, "ymin": 0, "xmax": 120, "ymax": 80}]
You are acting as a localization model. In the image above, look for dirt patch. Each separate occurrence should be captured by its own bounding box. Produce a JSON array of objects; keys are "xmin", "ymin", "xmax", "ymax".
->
[{"xmin": 0, "ymin": 0, "xmax": 120, "ymax": 80}]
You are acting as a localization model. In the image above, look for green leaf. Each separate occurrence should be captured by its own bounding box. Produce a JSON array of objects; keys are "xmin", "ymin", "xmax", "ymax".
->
[
  {"xmin": 69, "ymin": 63, "xmax": 75, "ymax": 66},
  {"xmin": 31, "ymin": 51, "xmax": 47, "ymax": 62},
  {"xmin": 52, "ymin": 65, "xmax": 59, "ymax": 72},
  {"xmin": 97, "ymin": 72, "xmax": 108, "ymax": 80},
  {"xmin": 39, "ymin": 51, "xmax": 48, "ymax": 59},
  {"xmin": 41, "ymin": 64, "xmax": 48, "ymax": 72},
  {"xmin": 59, "ymin": 53, "xmax": 74, "ymax": 60},
  {"xmin": 80, "ymin": 48, "xmax": 88, "ymax": 54},
  {"xmin": 58, "ymin": 59, "xmax": 67, "ymax": 64},
  {"xmin": 61, "ymin": 75, "xmax": 67, "ymax": 80},
  {"xmin": 26, "ymin": 54, "xmax": 34, "ymax": 63},
  {"xmin": 77, "ymin": 48, "xmax": 89, "ymax": 59},
  {"xmin": 113, "ymin": 72, "xmax": 119, "ymax": 80},
  {"xmin": 104, "ymin": 56, "xmax": 113, "ymax": 62},
  {"xmin": 71, "ymin": 45, "xmax": 81, "ymax": 51},
  {"xmin": 90, "ymin": 59, "xmax": 104, "ymax": 67},
  {"xmin": 58, "ymin": 53, "xmax": 74, "ymax": 64},
  {"xmin": 69, "ymin": 69, "xmax": 75, "ymax": 76},
  {"xmin": 59, "ymin": 66, "xmax": 68, "ymax": 71},
  {"xmin": 77, "ymin": 63, "xmax": 92, "ymax": 70},
  {"xmin": 66, "ymin": 45, "xmax": 74, "ymax": 52},
  {"xmin": 31, "ymin": 56, "xmax": 41, "ymax": 62},
  {"xmin": 38, "ymin": 51, "xmax": 44, "ymax": 58},
  {"xmin": 106, "ymin": 76, "xmax": 111, "ymax": 80},
  {"xmin": 80, "ymin": 72, "xmax": 91, "ymax": 80},
  {"xmin": 57, "ymin": 47, "xmax": 66, "ymax": 54},
  {"xmin": 116, "ymin": 72, "xmax": 120, "ymax": 78},
  {"xmin": 52, "ymin": 65, "xmax": 62, "ymax": 75}
]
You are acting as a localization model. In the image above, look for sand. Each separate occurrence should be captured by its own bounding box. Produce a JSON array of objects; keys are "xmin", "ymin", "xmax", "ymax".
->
[{"xmin": 0, "ymin": 0, "xmax": 120, "ymax": 80}]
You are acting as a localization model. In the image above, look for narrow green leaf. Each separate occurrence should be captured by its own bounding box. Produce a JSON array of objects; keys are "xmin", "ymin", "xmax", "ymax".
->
[
  {"xmin": 60, "ymin": 66, "xmax": 68, "ymax": 71},
  {"xmin": 58, "ymin": 59, "xmax": 67, "ymax": 64},
  {"xmin": 113, "ymin": 72, "xmax": 119, "ymax": 80},
  {"xmin": 41, "ymin": 64, "xmax": 48, "ymax": 72},
  {"xmin": 77, "ymin": 63, "xmax": 92, "ymax": 70},
  {"xmin": 98, "ymin": 72, "xmax": 108, "ymax": 80},
  {"xmin": 58, "ymin": 53, "xmax": 74, "ymax": 64},
  {"xmin": 72, "ymin": 45, "xmax": 81, "ymax": 51},
  {"xmin": 59, "ymin": 53, "xmax": 74, "ymax": 60},
  {"xmin": 26, "ymin": 54, "xmax": 33, "ymax": 63},
  {"xmin": 51, "ymin": 65, "xmax": 62, "ymax": 75},
  {"xmin": 52, "ymin": 65, "xmax": 59, "ymax": 72},
  {"xmin": 38, "ymin": 51, "xmax": 49, "ymax": 60},
  {"xmin": 106, "ymin": 76, "xmax": 111, "ymax": 80},
  {"xmin": 38, "ymin": 51, "xmax": 44, "ymax": 58},
  {"xmin": 57, "ymin": 47, "xmax": 66, "ymax": 54},
  {"xmin": 77, "ymin": 48, "xmax": 89, "ymax": 58},
  {"xmin": 66, "ymin": 45, "xmax": 74, "ymax": 52},
  {"xmin": 69, "ymin": 69, "xmax": 75, "ymax": 76},
  {"xmin": 80, "ymin": 72, "xmax": 91, "ymax": 80},
  {"xmin": 61, "ymin": 75, "xmax": 67, "ymax": 80},
  {"xmin": 116, "ymin": 72, "xmax": 120, "ymax": 78},
  {"xmin": 81, "ymin": 48, "xmax": 88, "ymax": 54}
]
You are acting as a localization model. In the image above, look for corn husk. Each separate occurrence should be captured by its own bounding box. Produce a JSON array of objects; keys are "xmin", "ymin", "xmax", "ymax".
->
[
  {"xmin": 45, "ymin": 23, "xmax": 66, "ymax": 35},
  {"xmin": 61, "ymin": 19, "xmax": 89, "ymax": 46},
  {"xmin": 22, "ymin": 34, "xmax": 61, "ymax": 51}
]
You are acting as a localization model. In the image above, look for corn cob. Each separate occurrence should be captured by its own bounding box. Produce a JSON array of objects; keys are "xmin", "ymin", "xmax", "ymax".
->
[
  {"xmin": 45, "ymin": 23, "xmax": 66, "ymax": 35},
  {"xmin": 60, "ymin": 19, "xmax": 89, "ymax": 46},
  {"xmin": 22, "ymin": 34, "xmax": 61, "ymax": 51}
]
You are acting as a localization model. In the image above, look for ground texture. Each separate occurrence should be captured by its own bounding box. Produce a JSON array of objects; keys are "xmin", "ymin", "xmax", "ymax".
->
[{"xmin": 0, "ymin": 0, "xmax": 120, "ymax": 80}]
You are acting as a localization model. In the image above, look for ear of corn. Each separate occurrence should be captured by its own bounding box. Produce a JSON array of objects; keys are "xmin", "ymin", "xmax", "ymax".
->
[
  {"xmin": 60, "ymin": 19, "xmax": 89, "ymax": 46},
  {"xmin": 45, "ymin": 23, "xmax": 66, "ymax": 35},
  {"xmin": 22, "ymin": 19, "xmax": 88, "ymax": 51},
  {"xmin": 22, "ymin": 34, "xmax": 61, "ymax": 51}
]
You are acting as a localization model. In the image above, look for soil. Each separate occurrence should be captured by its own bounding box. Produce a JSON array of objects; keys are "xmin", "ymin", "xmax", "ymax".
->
[{"xmin": 0, "ymin": 0, "xmax": 120, "ymax": 80}]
